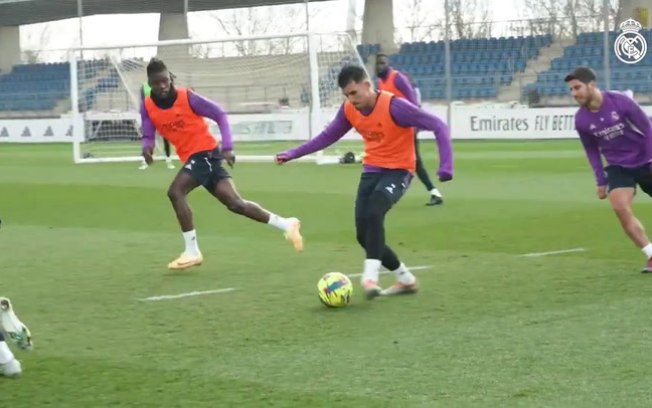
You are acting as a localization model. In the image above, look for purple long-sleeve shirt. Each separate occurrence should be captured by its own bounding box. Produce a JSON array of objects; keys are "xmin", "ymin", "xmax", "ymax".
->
[
  {"xmin": 282, "ymin": 95, "xmax": 453, "ymax": 176},
  {"xmin": 378, "ymin": 68, "xmax": 419, "ymax": 106},
  {"xmin": 575, "ymin": 90, "xmax": 652, "ymax": 186},
  {"xmin": 141, "ymin": 89, "xmax": 233, "ymax": 151}
]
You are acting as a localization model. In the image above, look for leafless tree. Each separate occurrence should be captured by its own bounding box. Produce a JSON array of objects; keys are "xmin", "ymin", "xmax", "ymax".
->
[
  {"xmin": 447, "ymin": 0, "xmax": 493, "ymax": 39},
  {"xmin": 400, "ymin": 0, "xmax": 442, "ymax": 43},
  {"xmin": 205, "ymin": 5, "xmax": 318, "ymax": 57},
  {"xmin": 23, "ymin": 24, "xmax": 51, "ymax": 63},
  {"xmin": 519, "ymin": 0, "xmax": 620, "ymax": 39}
]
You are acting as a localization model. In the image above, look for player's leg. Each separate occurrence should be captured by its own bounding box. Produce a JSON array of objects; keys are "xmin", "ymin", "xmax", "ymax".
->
[
  {"xmin": 0, "ymin": 332, "xmax": 21, "ymax": 377},
  {"xmin": 360, "ymin": 170, "xmax": 418, "ymax": 297},
  {"xmin": 0, "ymin": 297, "xmax": 32, "ymax": 351},
  {"xmin": 206, "ymin": 154, "xmax": 303, "ymax": 251},
  {"xmin": 354, "ymin": 174, "xmax": 399, "ymax": 267},
  {"xmin": 166, "ymin": 159, "xmax": 204, "ymax": 269},
  {"xmin": 414, "ymin": 131, "xmax": 442, "ymax": 206},
  {"xmin": 0, "ymin": 297, "xmax": 28, "ymax": 378},
  {"xmin": 605, "ymin": 165, "xmax": 652, "ymax": 272},
  {"xmin": 164, "ymin": 138, "xmax": 175, "ymax": 169},
  {"xmin": 354, "ymin": 173, "xmax": 385, "ymax": 298}
]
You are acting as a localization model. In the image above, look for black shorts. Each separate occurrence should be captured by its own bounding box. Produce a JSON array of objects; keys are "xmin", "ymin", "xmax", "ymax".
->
[
  {"xmin": 182, "ymin": 148, "xmax": 231, "ymax": 191},
  {"xmin": 354, "ymin": 169, "xmax": 413, "ymax": 221},
  {"xmin": 606, "ymin": 164, "xmax": 652, "ymax": 197}
]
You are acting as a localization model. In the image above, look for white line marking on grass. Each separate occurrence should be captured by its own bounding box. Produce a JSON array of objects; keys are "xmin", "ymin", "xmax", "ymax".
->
[
  {"xmin": 519, "ymin": 248, "xmax": 586, "ymax": 257},
  {"xmin": 347, "ymin": 265, "xmax": 432, "ymax": 278},
  {"xmin": 140, "ymin": 288, "xmax": 237, "ymax": 302}
]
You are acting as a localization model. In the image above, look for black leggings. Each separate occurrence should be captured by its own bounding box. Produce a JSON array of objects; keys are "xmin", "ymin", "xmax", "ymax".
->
[
  {"xmin": 414, "ymin": 132, "xmax": 435, "ymax": 192},
  {"xmin": 164, "ymin": 138, "xmax": 171, "ymax": 158}
]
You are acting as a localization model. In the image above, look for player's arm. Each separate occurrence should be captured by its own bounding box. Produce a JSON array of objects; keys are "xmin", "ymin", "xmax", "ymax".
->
[
  {"xmin": 276, "ymin": 105, "xmax": 352, "ymax": 163},
  {"xmin": 619, "ymin": 94, "xmax": 652, "ymax": 162},
  {"xmin": 393, "ymin": 72, "xmax": 419, "ymax": 106},
  {"xmin": 187, "ymin": 90, "xmax": 234, "ymax": 151},
  {"xmin": 575, "ymin": 125, "xmax": 607, "ymax": 190},
  {"xmin": 140, "ymin": 103, "xmax": 156, "ymax": 165},
  {"xmin": 389, "ymin": 97, "xmax": 453, "ymax": 181}
]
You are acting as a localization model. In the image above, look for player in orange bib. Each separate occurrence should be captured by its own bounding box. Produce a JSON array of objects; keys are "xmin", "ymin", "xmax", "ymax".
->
[
  {"xmin": 276, "ymin": 65, "xmax": 453, "ymax": 299},
  {"xmin": 376, "ymin": 53, "xmax": 443, "ymax": 206},
  {"xmin": 141, "ymin": 58, "xmax": 303, "ymax": 270}
]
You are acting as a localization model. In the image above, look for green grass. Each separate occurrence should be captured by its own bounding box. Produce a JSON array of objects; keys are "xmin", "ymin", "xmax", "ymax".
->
[{"xmin": 2, "ymin": 140, "xmax": 652, "ymax": 407}]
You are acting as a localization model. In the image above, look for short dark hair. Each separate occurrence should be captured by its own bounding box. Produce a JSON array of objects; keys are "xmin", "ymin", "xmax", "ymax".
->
[
  {"xmin": 376, "ymin": 53, "xmax": 389, "ymax": 60},
  {"xmin": 564, "ymin": 66, "xmax": 597, "ymax": 83},
  {"xmin": 338, "ymin": 65, "xmax": 367, "ymax": 88},
  {"xmin": 147, "ymin": 57, "xmax": 168, "ymax": 77}
]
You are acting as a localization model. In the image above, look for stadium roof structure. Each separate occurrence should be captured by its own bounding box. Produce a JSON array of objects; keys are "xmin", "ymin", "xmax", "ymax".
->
[{"xmin": 0, "ymin": 0, "xmax": 329, "ymax": 27}]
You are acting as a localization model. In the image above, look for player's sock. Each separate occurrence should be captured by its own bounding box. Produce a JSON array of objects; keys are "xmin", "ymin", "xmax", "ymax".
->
[
  {"xmin": 361, "ymin": 259, "xmax": 381, "ymax": 284},
  {"xmin": 182, "ymin": 230, "xmax": 200, "ymax": 256},
  {"xmin": 430, "ymin": 188, "xmax": 442, "ymax": 198},
  {"xmin": 381, "ymin": 245, "xmax": 400, "ymax": 271},
  {"xmin": 0, "ymin": 334, "xmax": 15, "ymax": 365},
  {"xmin": 392, "ymin": 262, "xmax": 417, "ymax": 285},
  {"xmin": 642, "ymin": 243, "xmax": 652, "ymax": 258},
  {"xmin": 267, "ymin": 214, "xmax": 293, "ymax": 232}
]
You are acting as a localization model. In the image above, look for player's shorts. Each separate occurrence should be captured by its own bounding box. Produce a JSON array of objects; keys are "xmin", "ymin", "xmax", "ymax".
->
[
  {"xmin": 182, "ymin": 148, "xmax": 231, "ymax": 191},
  {"xmin": 605, "ymin": 164, "xmax": 652, "ymax": 197},
  {"xmin": 354, "ymin": 169, "xmax": 413, "ymax": 220}
]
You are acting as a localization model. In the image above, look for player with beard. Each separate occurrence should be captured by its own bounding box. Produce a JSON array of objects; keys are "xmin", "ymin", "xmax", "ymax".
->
[{"xmin": 141, "ymin": 58, "xmax": 304, "ymax": 270}]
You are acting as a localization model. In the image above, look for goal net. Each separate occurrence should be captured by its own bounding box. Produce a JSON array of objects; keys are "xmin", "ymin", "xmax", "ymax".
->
[{"xmin": 68, "ymin": 32, "xmax": 368, "ymax": 164}]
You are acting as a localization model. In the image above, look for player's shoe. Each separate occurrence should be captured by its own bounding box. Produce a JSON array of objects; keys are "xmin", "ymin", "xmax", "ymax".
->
[
  {"xmin": 138, "ymin": 161, "xmax": 149, "ymax": 170},
  {"xmin": 362, "ymin": 280, "xmax": 382, "ymax": 300},
  {"xmin": 167, "ymin": 252, "xmax": 203, "ymax": 270},
  {"xmin": 0, "ymin": 298, "xmax": 32, "ymax": 351},
  {"xmin": 165, "ymin": 158, "xmax": 175, "ymax": 170},
  {"xmin": 284, "ymin": 218, "xmax": 304, "ymax": 252},
  {"xmin": 426, "ymin": 194, "xmax": 443, "ymax": 206},
  {"xmin": 380, "ymin": 281, "xmax": 418, "ymax": 296},
  {"xmin": 641, "ymin": 257, "xmax": 652, "ymax": 273},
  {"xmin": 1, "ymin": 358, "xmax": 21, "ymax": 378}
]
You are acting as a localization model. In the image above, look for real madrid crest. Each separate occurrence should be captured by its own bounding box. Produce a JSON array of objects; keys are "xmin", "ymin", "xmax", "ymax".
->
[{"xmin": 614, "ymin": 18, "xmax": 648, "ymax": 64}]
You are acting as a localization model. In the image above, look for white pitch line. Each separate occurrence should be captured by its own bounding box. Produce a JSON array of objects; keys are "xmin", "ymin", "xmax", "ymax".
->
[
  {"xmin": 140, "ymin": 288, "xmax": 237, "ymax": 302},
  {"xmin": 347, "ymin": 265, "xmax": 432, "ymax": 278},
  {"xmin": 519, "ymin": 248, "xmax": 586, "ymax": 257}
]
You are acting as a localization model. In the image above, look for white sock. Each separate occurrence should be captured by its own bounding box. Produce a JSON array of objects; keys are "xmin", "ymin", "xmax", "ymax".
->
[
  {"xmin": 0, "ymin": 340, "xmax": 14, "ymax": 365},
  {"xmin": 430, "ymin": 188, "xmax": 442, "ymax": 197},
  {"xmin": 361, "ymin": 259, "xmax": 382, "ymax": 284},
  {"xmin": 642, "ymin": 243, "xmax": 652, "ymax": 259},
  {"xmin": 393, "ymin": 262, "xmax": 417, "ymax": 285},
  {"xmin": 183, "ymin": 230, "xmax": 200, "ymax": 256},
  {"xmin": 166, "ymin": 157, "xmax": 172, "ymax": 163},
  {"xmin": 267, "ymin": 214, "xmax": 293, "ymax": 232}
]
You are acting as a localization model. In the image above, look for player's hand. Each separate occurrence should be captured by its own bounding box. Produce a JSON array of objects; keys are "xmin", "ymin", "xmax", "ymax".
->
[
  {"xmin": 223, "ymin": 149, "xmax": 236, "ymax": 168},
  {"xmin": 596, "ymin": 185, "xmax": 608, "ymax": 200},
  {"xmin": 142, "ymin": 146, "xmax": 154, "ymax": 165},
  {"xmin": 438, "ymin": 170, "xmax": 453, "ymax": 182},
  {"xmin": 275, "ymin": 153, "xmax": 290, "ymax": 165}
]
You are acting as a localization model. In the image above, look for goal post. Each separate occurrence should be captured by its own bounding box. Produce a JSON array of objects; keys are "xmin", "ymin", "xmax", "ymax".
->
[{"xmin": 67, "ymin": 32, "xmax": 368, "ymax": 165}]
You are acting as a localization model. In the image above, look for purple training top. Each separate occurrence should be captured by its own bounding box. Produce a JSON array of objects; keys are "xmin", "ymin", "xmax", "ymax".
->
[
  {"xmin": 282, "ymin": 94, "xmax": 453, "ymax": 176},
  {"xmin": 575, "ymin": 90, "xmax": 652, "ymax": 185},
  {"xmin": 141, "ymin": 89, "xmax": 234, "ymax": 151},
  {"xmin": 378, "ymin": 68, "xmax": 419, "ymax": 106}
]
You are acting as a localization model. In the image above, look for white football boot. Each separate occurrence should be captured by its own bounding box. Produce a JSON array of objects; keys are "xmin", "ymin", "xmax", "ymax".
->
[
  {"xmin": 1, "ymin": 357, "xmax": 21, "ymax": 378},
  {"xmin": 0, "ymin": 298, "xmax": 32, "ymax": 350}
]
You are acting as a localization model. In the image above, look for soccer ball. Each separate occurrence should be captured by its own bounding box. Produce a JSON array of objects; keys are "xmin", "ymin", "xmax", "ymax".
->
[{"xmin": 317, "ymin": 272, "xmax": 353, "ymax": 308}]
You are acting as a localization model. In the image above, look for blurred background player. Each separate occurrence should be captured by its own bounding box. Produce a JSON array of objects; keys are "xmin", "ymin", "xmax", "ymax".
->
[
  {"xmin": 141, "ymin": 58, "xmax": 303, "ymax": 270},
  {"xmin": 0, "ymin": 297, "xmax": 33, "ymax": 377},
  {"xmin": 138, "ymin": 81, "xmax": 175, "ymax": 170},
  {"xmin": 276, "ymin": 65, "xmax": 453, "ymax": 298},
  {"xmin": 565, "ymin": 67, "xmax": 652, "ymax": 273},
  {"xmin": 375, "ymin": 54, "xmax": 443, "ymax": 206}
]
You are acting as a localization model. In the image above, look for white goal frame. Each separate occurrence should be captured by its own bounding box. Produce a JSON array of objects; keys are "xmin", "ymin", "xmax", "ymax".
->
[{"xmin": 67, "ymin": 31, "xmax": 367, "ymax": 165}]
